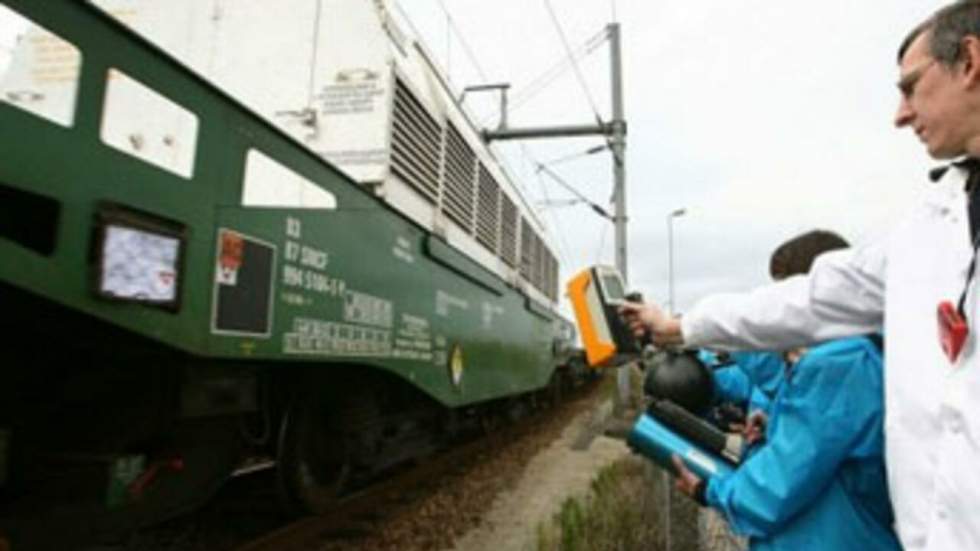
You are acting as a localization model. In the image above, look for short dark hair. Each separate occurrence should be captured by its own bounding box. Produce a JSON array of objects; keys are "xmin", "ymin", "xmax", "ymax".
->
[
  {"xmin": 769, "ymin": 230, "xmax": 849, "ymax": 280},
  {"xmin": 898, "ymin": 1, "xmax": 980, "ymax": 67}
]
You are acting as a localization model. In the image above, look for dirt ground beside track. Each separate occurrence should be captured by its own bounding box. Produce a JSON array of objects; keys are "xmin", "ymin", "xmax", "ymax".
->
[
  {"xmin": 447, "ymin": 402, "xmax": 630, "ymax": 551},
  {"xmin": 318, "ymin": 384, "xmax": 630, "ymax": 551}
]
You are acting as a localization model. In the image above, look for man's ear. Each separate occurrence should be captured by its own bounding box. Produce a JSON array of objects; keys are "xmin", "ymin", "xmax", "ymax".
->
[{"xmin": 962, "ymin": 36, "xmax": 980, "ymax": 89}]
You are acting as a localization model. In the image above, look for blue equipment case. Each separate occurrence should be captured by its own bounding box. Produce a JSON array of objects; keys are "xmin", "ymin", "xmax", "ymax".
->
[{"xmin": 628, "ymin": 412, "xmax": 736, "ymax": 480}]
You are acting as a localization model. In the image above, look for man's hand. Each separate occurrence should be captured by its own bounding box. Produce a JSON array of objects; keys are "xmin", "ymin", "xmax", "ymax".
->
[
  {"xmin": 784, "ymin": 347, "xmax": 808, "ymax": 365},
  {"xmin": 743, "ymin": 410, "xmax": 768, "ymax": 445},
  {"xmin": 671, "ymin": 455, "xmax": 706, "ymax": 505},
  {"xmin": 618, "ymin": 301, "xmax": 684, "ymax": 347}
]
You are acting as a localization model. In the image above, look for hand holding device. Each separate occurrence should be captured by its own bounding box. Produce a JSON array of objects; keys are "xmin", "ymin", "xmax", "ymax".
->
[{"xmin": 618, "ymin": 301, "xmax": 683, "ymax": 347}]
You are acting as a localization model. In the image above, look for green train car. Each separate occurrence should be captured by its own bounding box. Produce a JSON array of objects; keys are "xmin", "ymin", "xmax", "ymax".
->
[{"xmin": 0, "ymin": 1, "xmax": 577, "ymax": 547}]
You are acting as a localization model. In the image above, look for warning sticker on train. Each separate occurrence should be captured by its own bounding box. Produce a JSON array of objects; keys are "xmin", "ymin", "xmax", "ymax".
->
[
  {"xmin": 216, "ymin": 229, "xmax": 243, "ymax": 285},
  {"xmin": 449, "ymin": 344, "xmax": 464, "ymax": 388}
]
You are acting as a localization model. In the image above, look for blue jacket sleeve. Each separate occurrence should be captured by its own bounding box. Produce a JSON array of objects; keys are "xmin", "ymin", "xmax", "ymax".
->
[
  {"xmin": 729, "ymin": 351, "xmax": 785, "ymax": 401},
  {"xmin": 713, "ymin": 365, "xmax": 752, "ymax": 405},
  {"xmin": 705, "ymin": 339, "xmax": 883, "ymax": 538}
]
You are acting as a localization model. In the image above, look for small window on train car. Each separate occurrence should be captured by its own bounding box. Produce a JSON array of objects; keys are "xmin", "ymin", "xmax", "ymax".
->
[
  {"xmin": 0, "ymin": 6, "xmax": 82, "ymax": 127},
  {"xmin": 242, "ymin": 149, "xmax": 337, "ymax": 209},
  {"xmin": 101, "ymin": 69, "xmax": 199, "ymax": 179}
]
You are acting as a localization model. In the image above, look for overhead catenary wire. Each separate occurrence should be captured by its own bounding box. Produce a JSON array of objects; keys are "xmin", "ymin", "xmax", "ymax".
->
[
  {"xmin": 542, "ymin": 0, "xmax": 603, "ymax": 125},
  {"xmin": 535, "ymin": 162, "xmax": 612, "ymax": 222},
  {"xmin": 307, "ymin": 0, "xmax": 324, "ymax": 107},
  {"xmin": 595, "ymin": 219, "xmax": 610, "ymax": 264},
  {"xmin": 423, "ymin": 0, "xmax": 582, "ymax": 254},
  {"xmin": 434, "ymin": 0, "xmax": 491, "ymax": 83},
  {"xmin": 533, "ymin": 166, "xmax": 574, "ymax": 270},
  {"xmin": 543, "ymin": 143, "xmax": 609, "ymax": 167},
  {"xmin": 528, "ymin": 152, "xmax": 617, "ymax": 267},
  {"xmin": 539, "ymin": 4, "xmax": 623, "ymax": 171},
  {"xmin": 519, "ymin": 145, "xmax": 572, "ymax": 269},
  {"xmin": 394, "ymin": 0, "xmax": 614, "ymax": 271},
  {"xmin": 398, "ymin": 0, "xmax": 560, "ymax": 250},
  {"xmin": 389, "ymin": 0, "xmax": 490, "ymax": 84},
  {"xmin": 487, "ymin": 28, "xmax": 607, "ymax": 124},
  {"xmin": 535, "ymin": 198, "xmax": 583, "ymax": 208}
]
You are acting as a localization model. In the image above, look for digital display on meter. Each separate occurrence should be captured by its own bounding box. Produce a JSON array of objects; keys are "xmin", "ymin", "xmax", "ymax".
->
[{"xmin": 600, "ymin": 274, "xmax": 626, "ymax": 303}]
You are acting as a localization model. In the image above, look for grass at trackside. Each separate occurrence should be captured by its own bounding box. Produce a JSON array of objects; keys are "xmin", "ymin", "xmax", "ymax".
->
[
  {"xmin": 533, "ymin": 456, "xmax": 663, "ymax": 551},
  {"xmin": 533, "ymin": 361, "xmax": 704, "ymax": 551}
]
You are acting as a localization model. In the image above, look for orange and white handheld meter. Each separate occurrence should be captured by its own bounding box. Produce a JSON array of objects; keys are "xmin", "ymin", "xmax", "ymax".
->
[{"xmin": 566, "ymin": 265, "xmax": 640, "ymax": 367}]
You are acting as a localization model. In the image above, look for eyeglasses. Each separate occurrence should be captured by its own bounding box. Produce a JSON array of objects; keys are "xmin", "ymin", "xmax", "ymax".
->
[{"xmin": 897, "ymin": 59, "xmax": 937, "ymax": 100}]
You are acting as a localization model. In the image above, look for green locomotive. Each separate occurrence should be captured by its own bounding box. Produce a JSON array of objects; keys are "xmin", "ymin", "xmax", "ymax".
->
[{"xmin": 0, "ymin": 1, "xmax": 574, "ymax": 547}]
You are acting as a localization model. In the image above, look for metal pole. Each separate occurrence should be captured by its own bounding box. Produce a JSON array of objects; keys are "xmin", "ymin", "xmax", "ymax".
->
[
  {"xmin": 607, "ymin": 23, "xmax": 633, "ymax": 412},
  {"xmin": 466, "ymin": 25, "xmax": 632, "ymax": 410},
  {"xmin": 608, "ymin": 23, "xmax": 627, "ymax": 284},
  {"xmin": 483, "ymin": 123, "xmax": 609, "ymax": 141}
]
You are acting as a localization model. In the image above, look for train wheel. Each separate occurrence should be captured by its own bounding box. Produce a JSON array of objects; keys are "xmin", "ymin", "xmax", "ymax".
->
[{"xmin": 276, "ymin": 394, "xmax": 352, "ymax": 515}]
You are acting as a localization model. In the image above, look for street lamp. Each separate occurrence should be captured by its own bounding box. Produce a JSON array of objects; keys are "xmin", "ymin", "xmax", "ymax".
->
[{"xmin": 667, "ymin": 208, "xmax": 686, "ymax": 314}]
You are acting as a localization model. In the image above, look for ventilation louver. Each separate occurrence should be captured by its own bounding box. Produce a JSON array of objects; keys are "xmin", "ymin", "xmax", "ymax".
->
[
  {"xmin": 499, "ymin": 194, "xmax": 518, "ymax": 267},
  {"xmin": 519, "ymin": 217, "xmax": 533, "ymax": 279},
  {"xmin": 475, "ymin": 163, "xmax": 500, "ymax": 253},
  {"xmin": 391, "ymin": 79, "xmax": 442, "ymax": 203},
  {"xmin": 441, "ymin": 123, "xmax": 477, "ymax": 230}
]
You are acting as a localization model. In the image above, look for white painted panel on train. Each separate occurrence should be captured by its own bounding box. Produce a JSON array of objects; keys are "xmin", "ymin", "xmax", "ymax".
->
[
  {"xmin": 0, "ymin": 6, "xmax": 81, "ymax": 127},
  {"xmin": 101, "ymin": 69, "xmax": 198, "ymax": 178},
  {"xmin": 89, "ymin": 0, "xmax": 393, "ymax": 184},
  {"xmin": 243, "ymin": 149, "xmax": 337, "ymax": 209}
]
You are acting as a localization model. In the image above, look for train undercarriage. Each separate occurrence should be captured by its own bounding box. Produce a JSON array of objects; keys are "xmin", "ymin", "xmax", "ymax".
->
[{"xmin": 0, "ymin": 281, "xmax": 578, "ymax": 550}]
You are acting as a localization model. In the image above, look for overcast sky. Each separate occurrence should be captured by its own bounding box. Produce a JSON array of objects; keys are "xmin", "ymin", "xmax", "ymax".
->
[{"xmin": 398, "ymin": 0, "xmax": 947, "ymax": 315}]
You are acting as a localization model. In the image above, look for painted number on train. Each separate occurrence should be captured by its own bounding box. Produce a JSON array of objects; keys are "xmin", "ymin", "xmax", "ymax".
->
[{"xmin": 281, "ymin": 216, "xmax": 345, "ymax": 299}]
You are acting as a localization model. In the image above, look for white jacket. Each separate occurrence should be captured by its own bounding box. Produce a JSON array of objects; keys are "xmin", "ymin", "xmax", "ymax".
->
[{"xmin": 681, "ymin": 165, "xmax": 978, "ymax": 550}]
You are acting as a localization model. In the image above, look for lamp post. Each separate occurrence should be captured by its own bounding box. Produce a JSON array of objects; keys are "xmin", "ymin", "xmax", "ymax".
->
[{"xmin": 667, "ymin": 208, "xmax": 686, "ymax": 314}]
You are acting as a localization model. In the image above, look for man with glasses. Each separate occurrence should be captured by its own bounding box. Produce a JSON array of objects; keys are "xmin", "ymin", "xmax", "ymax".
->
[{"xmin": 622, "ymin": 2, "xmax": 980, "ymax": 549}]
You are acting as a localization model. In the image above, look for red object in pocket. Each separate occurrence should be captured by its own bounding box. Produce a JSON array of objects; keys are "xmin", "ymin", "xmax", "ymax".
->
[{"xmin": 938, "ymin": 300, "xmax": 969, "ymax": 363}]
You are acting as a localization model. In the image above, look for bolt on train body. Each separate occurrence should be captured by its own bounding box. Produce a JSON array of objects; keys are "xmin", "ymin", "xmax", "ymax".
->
[{"xmin": 0, "ymin": 1, "xmax": 583, "ymax": 547}]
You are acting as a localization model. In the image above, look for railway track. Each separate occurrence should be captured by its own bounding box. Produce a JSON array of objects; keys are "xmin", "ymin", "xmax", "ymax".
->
[
  {"xmin": 99, "ymin": 375, "xmax": 603, "ymax": 551},
  {"xmin": 237, "ymin": 379, "xmax": 604, "ymax": 551}
]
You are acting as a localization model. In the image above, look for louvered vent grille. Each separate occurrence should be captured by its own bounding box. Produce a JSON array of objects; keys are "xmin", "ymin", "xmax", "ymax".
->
[
  {"xmin": 475, "ymin": 163, "xmax": 500, "ymax": 253},
  {"xmin": 499, "ymin": 195, "xmax": 518, "ymax": 267},
  {"xmin": 541, "ymin": 248, "xmax": 552, "ymax": 299},
  {"xmin": 519, "ymin": 218, "xmax": 533, "ymax": 279},
  {"xmin": 543, "ymin": 250, "xmax": 558, "ymax": 300},
  {"xmin": 390, "ymin": 79, "xmax": 442, "ymax": 203},
  {"xmin": 548, "ymin": 253, "xmax": 559, "ymax": 300},
  {"xmin": 532, "ymin": 233, "xmax": 545, "ymax": 292},
  {"xmin": 441, "ymin": 123, "xmax": 476, "ymax": 230}
]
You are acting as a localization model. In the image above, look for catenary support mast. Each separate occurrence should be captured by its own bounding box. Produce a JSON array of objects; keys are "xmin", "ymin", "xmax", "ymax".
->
[
  {"xmin": 481, "ymin": 23, "xmax": 627, "ymax": 283},
  {"xmin": 479, "ymin": 23, "xmax": 630, "ymax": 406}
]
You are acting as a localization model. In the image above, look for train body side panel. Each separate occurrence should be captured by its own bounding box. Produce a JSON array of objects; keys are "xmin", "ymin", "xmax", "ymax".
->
[{"xmin": 0, "ymin": 0, "xmax": 558, "ymax": 408}]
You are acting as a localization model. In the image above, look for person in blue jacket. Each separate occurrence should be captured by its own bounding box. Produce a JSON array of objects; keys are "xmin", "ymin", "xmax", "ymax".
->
[
  {"xmin": 704, "ymin": 232, "xmax": 845, "ymax": 434},
  {"xmin": 673, "ymin": 230, "xmax": 901, "ymax": 550},
  {"xmin": 702, "ymin": 350, "xmax": 779, "ymax": 438}
]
